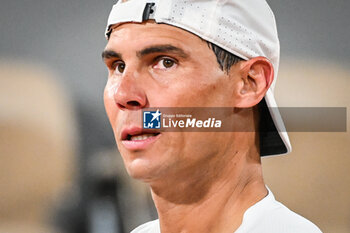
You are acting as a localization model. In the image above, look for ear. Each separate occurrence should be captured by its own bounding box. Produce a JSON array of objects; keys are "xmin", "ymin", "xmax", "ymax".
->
[{"xmin": 232, "ymin": 57, "xmax": 274, "ymax": 108}]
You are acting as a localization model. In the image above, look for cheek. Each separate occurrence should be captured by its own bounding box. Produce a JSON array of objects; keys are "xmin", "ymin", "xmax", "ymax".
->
[
  {"xmin": 171, "ymin": 74, "xmax": 229, "ymax": 107},
  {"xmin": 190, "ymin": 72, "xmax": 233, "ymax": 106}
]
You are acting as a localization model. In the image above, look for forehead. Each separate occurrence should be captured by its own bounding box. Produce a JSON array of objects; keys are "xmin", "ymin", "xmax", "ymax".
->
[{"xmin": 106, "ymin": 21, "xmax": 208, "ymax": 53}]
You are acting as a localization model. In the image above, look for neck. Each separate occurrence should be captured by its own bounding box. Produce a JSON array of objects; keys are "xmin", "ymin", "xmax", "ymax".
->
[{"xmin": 149, "ymin": 147, "xmax": 267, "ymax": 233}]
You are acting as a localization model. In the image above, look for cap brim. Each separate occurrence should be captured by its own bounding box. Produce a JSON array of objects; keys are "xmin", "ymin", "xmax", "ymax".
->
[{"xmin": 259, "ymin": 89, "xmax": 292, "ymax": 156}]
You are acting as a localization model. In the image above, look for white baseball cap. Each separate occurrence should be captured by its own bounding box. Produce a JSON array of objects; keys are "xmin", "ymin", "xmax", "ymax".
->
[{"xmin": 105, "ymin": 0, "xmax": 292, "ymax": 156}]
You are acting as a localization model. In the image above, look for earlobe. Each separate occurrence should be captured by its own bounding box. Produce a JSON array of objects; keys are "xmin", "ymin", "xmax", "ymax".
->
[{"xmin": 235, "ymin": 57, "xmax": 274, "ymax": 108}]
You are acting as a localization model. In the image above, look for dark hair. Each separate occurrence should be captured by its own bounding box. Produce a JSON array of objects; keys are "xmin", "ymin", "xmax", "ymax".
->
[{"xmin": 207, "ymin": 42, "xmax": 244, "ymax": 73}]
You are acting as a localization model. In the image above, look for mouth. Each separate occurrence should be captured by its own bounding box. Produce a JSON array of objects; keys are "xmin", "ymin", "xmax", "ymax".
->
[
  {"xmin": 121, "ymin": 127, "xmax": 161, "ymax": 150},
  {"xmin": 126, "ymin": 133, "xmax": 160, "ymax": 141}
]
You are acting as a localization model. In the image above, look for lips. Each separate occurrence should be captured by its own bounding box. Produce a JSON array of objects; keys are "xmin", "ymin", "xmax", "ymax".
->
[{"xmin": 121, "ymin": 126, "xmax": 161, "ymax": 150}]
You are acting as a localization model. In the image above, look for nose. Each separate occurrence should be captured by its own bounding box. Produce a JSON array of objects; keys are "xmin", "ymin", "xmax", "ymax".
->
[{"xmin": 113, "ymin": 71, "xmax": 147, "ymax": 110}]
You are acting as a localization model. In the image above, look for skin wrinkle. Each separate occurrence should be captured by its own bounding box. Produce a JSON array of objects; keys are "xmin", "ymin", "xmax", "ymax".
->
[{"xmin": 103, "ymin": 21, "xmax": 272, "ymax": 233}]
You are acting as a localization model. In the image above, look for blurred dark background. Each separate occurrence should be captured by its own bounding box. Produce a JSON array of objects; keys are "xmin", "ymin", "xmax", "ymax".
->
[{"xmin": 0, "ymin": 1, "xmax": 349, "ymax": 233}]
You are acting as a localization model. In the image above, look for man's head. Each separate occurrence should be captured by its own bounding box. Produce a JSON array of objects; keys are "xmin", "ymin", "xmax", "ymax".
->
[
  {"xmin": 102, "ymin": 0, "xmax": 291, "ymax": 182},
  {"xmin": 103, "ymin": 21, "xmax": 272, "ymax": 181}
]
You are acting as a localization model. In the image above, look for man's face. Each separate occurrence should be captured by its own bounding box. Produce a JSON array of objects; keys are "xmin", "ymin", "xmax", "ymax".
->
[{"xmin": 103, "ymin": 22, "xmax": 241, "ymax": 182}]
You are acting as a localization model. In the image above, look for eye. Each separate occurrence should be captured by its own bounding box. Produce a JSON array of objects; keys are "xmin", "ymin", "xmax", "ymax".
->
[
  {"xmin": 153, "ymin": 57, "xmax": 177, "ymax": 70},
  {"xmin": 112, "ymin": 61, "xmax": 125, "ymax": 74}
]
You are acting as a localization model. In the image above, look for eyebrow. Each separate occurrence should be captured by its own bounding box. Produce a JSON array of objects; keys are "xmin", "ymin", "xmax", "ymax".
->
[
  {"xmin": 137, "ymin": 45, "xmax": 188, "ymax": 58},
  {"xmin": 101, "ymin": 50, "xmax": 122, "ymax": 60},
  {"xmin": 101, "ymin": 44, "xmax": 188, "ymax": 61}
]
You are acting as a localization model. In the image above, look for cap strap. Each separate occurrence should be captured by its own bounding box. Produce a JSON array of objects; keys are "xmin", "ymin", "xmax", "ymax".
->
[{"xmin": 142, "ymin": 3, "xmax": 155, "ymax": 21}]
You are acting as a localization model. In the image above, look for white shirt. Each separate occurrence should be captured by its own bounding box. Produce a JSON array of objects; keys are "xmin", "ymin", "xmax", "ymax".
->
[{"xmin": 131, "ymin": 188, "xmax": 322, "ymax": 233}]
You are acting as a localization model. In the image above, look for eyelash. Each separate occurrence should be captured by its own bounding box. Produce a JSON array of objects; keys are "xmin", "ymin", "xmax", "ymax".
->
[
  {"xmin": 111, "ymin": 60, "xmax": 123, "ymax": 70},
  {"xmin": 154, "ymin": 55, "xmax": 177, "ymax": 63}
]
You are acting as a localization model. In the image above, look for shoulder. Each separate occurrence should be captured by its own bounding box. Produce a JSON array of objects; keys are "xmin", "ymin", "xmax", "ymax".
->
[
  {"xmin": 130, "ymin": 219, "xmax": 160, "ymax": 233},
  {"xmin": 264, "ymin": 201, "xmax": 322, "ymax": 233},
  {"xmin": 236, "ymin": 189, "xmax": 322, "ymax": 233}
]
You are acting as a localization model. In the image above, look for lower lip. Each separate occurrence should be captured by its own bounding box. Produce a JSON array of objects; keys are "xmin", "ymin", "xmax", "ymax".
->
[{"xmin": 121, "ymin": 134, "xmax": 161, "ymax": 150}]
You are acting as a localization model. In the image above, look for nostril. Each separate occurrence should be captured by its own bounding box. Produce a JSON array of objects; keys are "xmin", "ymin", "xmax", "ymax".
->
[
  {"xmin": 127, "ymin": 100, "xmax": 140, "ymax": 107},
  {"xmin": 116, "ymin": 100, "xmax": 143, "ymax": 110}
]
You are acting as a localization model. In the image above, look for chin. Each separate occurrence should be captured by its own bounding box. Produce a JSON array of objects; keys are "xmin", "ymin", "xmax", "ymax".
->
[
  {"xmin": 117, "ymin": 140, "xmax": 175, "ymax": 182},
  {"xmin": 123, "ymin": 155, "xmax": 162, "ymax": 182}
]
